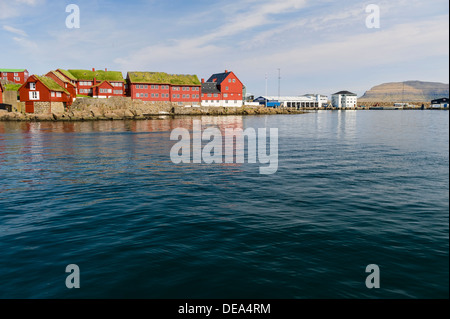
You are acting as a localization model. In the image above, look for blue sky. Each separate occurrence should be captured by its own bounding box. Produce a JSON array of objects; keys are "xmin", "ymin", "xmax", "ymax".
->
[{"xmin": 0, "ymin": 0, "xmax": 448, "ymax": 97}]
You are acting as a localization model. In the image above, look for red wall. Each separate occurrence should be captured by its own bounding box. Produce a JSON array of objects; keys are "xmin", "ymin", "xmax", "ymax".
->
[
  {"xmin": 46, "ymin": 72, "xmax": 76, "ymax": 105},
  {"xmin": 93, "ymin": 81, "xmax": 115, "ymax": 98},
  {"xmin": 19, "ymin": 76, "xmax": 71, "ymax": 107},
  {"xmin": 1, "ymin": 70, "xmax": 29, "ymax": 84},
  {"xmin": 219, "ymin": 72, "xmax": 243, "ymax": 101},
  {"xmin": 0, "ymin": 85, "xmax": 3, "ymax": 104},
  {"xmin": 130, "ymin": 83, "xmax": 201, "ymax": 104},
  {"xmin": 201, "ymin": 71, "xmax": 244, "ymax": 102}
]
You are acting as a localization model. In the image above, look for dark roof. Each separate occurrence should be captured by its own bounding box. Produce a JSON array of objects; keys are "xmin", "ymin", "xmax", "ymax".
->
[
  {"xmin": 207, "ymin": 72, "xmax": 231, "ymax": 85},
  {"xmin": 333, "ymin": 91, "xmax": 356, "ymax": 96},
  {"xmin": 201, "ymin": 82, "xmax": 221, "ymax": 94},
  {"xmin": 431, "ymin": 97, "xmax": 449, "ymax": 103}
]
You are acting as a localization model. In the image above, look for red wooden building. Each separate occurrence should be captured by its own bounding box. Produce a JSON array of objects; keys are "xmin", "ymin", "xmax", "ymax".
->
[
  {"xmin": 201, "ymin": 70, "xmax": 244, "ymax": 107},
  {"xmin": 19, "ymin": 75, "xmax": 72, "ymax": 114},
  {"xmin": 92, "ymin": 81, "xmax": 115, "ymax": 98},
  {"xmin": 46, "ymin": 71, "xmax": 77, "ymax": 104},
  {"xmin": 126, "ymin": 72, "xmax": 201, "ymax": 106},
  {"xmin": 67, "ymin": 68, "xmax": 125, "ymax": 97},
  {"xmin": 0, "ymin": 69, "xmax": 30, "ymax": 84}
]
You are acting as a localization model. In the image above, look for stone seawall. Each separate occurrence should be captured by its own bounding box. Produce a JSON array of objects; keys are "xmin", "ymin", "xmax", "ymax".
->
[{"xmin": 0, "ymin": 97, "xmax": 305, "ymax": 121}]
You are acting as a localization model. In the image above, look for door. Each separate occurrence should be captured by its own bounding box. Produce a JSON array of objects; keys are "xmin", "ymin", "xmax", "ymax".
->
[{"xmin": 25, "ymin": 101, "xmax": 34, "ymax": 113}]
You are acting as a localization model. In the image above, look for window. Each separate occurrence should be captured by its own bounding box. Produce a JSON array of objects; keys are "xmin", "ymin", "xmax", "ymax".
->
[
  {"xmin": 14, "ymin": 77, "xmax": 20, "ymax": 82},
  {"xmin": 108, "ymin": 89, "xmax": 112, "ymax": 93},
  {"xmin": 155, "ymin": 85, "xmax": 159, "ymax": 89},
  {"xmin": 214, "ymin": 94, "xmax": 218, "ymax": 97},
  {"xmin": 208, "ymin": 94, "xmax": 212, "ymax": 97},
  {"xmin": 186, "ymin": 94, "xmax": 190, "ymax": 98},
  {"xmin": 223, "ymin": 94, "xmax": 228, "ymax": 98},
  {"xmin": 155, "ymin": 93, "xmax": 159, "ymax": 97},
  {"xmin": 228, "ymin": 79, "xmax": 231, "ymax": 83},
  {"xmin": 233, "ymin": 79, "xmax": 236, "ymax": 83},
  {"xmin": 14, "ymin": 73, "xmax": 18, "ymax": 76},
  {"xmin": 56, "ymin": 92, "xmax": 62, "ymax": 97},
  {"xmin": 145, "ymin": 94, "xmax": 148, "ymax": 97},
  {"xmin": 140, "ymin": 93, "xmax": 144, "ymax": 97},
  {"xmin": 114, "ymin": 90, "xmax": 123, "ymax": 94},
  {"xmin": 30, "ymin": 82, "xmax": 36, "ymax": 90},
  {"xmin": 29, "ymin": 91, "xmax": 39, "ymax": 100},
  {"xmin": 51, "ymin": 92, "xmax": 55, "ymax": 97},
  {"xmin": 226, "ymin": 87, "xmax": 229, "ymax": 90},
  {"xmin": 136, "ymin": 93, "xmax": 140, "ymax": 98}
]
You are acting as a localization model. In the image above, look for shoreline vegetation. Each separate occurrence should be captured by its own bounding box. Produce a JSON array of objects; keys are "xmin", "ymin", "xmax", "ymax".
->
[{"xmin": 0, "ymin": 97, "xmax": 446, "ymax": 122}]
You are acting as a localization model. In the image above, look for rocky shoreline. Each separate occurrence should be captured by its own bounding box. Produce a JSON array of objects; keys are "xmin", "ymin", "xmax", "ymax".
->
[{"xmin": 0, "ymin": 97, "xmax": 305, "ymax": 122}]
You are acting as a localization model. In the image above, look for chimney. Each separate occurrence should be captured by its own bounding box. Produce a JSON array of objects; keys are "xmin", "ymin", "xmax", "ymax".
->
[
  {"xmin": 225, "ymin": 70, "xmax": 228, "ymax": 73},
  {"xmin": 201, "ymin": 78, "xmax": 205, "ymax": 83},
  {"xmin": 105, "ymin": 68, "xmax": 107, "ymax": 72},
  {"xmin": 92, "ymin": 68, "xmax": 95, "ymax": 72}
]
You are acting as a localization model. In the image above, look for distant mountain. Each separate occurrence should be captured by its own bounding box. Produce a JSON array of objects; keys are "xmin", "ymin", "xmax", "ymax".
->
[{"xmin": 359, "ymin": 81, "xmax": 449, "ymax": 102}]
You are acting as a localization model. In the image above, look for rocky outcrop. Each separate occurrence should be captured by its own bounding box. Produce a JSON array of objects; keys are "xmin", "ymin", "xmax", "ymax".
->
[{"xmin": 360, "ymin": 81, "xmax": 449, "ymax": 102}]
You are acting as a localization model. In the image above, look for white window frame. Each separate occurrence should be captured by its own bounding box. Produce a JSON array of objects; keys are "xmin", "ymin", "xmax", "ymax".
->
[{"xmin": 29, "ymin": 91, "xmax": 39, "ymax": 100}]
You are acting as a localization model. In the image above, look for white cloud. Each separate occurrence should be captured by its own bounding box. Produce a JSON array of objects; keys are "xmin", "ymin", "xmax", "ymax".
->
[
  {"xmin": 3, "ymin": 25, "xmax": 28, "ymax": 37},
  {"xmin": 236, "ymin": 16, "xmax": 449, "ymax": 75},
  {"xmin": 13, "ymin": 36, "xmax": 38, "ymax": 49},
  {"xmin": 115, "ymin": 0, "xmax": 310, "ymax": 71},
  {"xmin": 0, "ymin": 0, "xmax": 41, "ymax": 19}
]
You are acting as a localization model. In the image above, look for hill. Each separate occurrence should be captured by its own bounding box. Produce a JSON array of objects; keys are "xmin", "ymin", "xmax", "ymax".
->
[{"xmin": 359, "ymin": 81, "xmax": 449, "ymax": 102}]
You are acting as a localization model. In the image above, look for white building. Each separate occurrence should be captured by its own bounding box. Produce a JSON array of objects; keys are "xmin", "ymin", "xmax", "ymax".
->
[
  {"xmin": 431, "ymin": 98, "xmax": 449, "ymax": 108},
  {"xmin": 255, "ymin": 94, "xmax": 328, "ymax": 108},
  {"xmin": 331, "ymin": 91, "xmax": 358, "ymax": 108}
]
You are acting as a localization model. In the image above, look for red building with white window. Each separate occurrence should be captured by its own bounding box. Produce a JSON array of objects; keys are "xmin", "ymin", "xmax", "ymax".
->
[
  {"xmin": 19, "ymin": 75, "xmax": 72, "ymax": 114},
  {"xmin": 46, "ymin": 71, "xmax": 77, "ymax": 104},
  {"xmin": 0, "ymin": 69, "xmax": 29, "ymax": 84},
  {"xmin": 92, "ymin": 81, "xmax": 115, "ymax": 98},
  {"xmin": 126, "ymin": 72, "xmax": 201, "ymax": 106},
  {"xmin": 68, "ymin": 68, "xmax": 125, "ymax": 97},
  {"xmin": 201, "ymin": 70, "xmax": 244, "ymax": 107}
]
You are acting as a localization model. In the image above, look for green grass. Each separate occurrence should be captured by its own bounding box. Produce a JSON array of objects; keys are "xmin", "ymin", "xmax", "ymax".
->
[
  {"xmin": 57, "ymin": 69, "xmax": 77, "ymax": 81},
  {"xmin": 0, "ymin": 69, "xmax": 26, "ymax": 73},
  {"xmin": 68, "ymin": 69, "xmax": 124, "ymax": 82},
  {"xmin": 5, "ymin": 84, "xmax": 21, "ymax": 91},
  {"xmin": 127, "ymin": 72, "xmax": 200, "ymax": 85},
  {"xmin": 36, "ymin": 76, "xmax": 70, "ymax": 95}
]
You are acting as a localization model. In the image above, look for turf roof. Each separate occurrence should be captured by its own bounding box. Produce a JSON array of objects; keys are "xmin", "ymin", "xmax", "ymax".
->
[
  {"xmin": 57, "ymin": 69, "xmax": 77, "ymax": 81},
  {"xmin": 127, "ymin": 72, "xmax": 200, "ymax": 85},
  {"xmin": 68, "ymin": 69, "xmax": 124, "ymax": 82},
  {"xmin": 0, "ymin": 69, "xmax": 27, "ymax": 72},
  {"xmin": 36, "ymin": 76, "xmax": 70, "ymax": 95}
]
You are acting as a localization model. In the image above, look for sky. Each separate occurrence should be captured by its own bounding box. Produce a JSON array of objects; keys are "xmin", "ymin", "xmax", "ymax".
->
[{"xmin": 0, "ymin": 0, "xmax": 448, "ymax": 97}]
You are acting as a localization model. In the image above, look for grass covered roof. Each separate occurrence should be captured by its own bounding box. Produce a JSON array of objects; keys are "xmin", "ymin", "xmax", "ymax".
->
[
  {"xmin": 36, "ymin": 76, "xmax": 70, "ymax": 95},
  {"xmin": 127, "ymin": 72, "xmax": 200, "ymax": 85},
  {"xmin": 57, "ymin": 69, "xmax": 77, "ymax": 81},
  {"xmin": 68, "ymin": 69, "xmax": 124, "ymax": 82}
]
